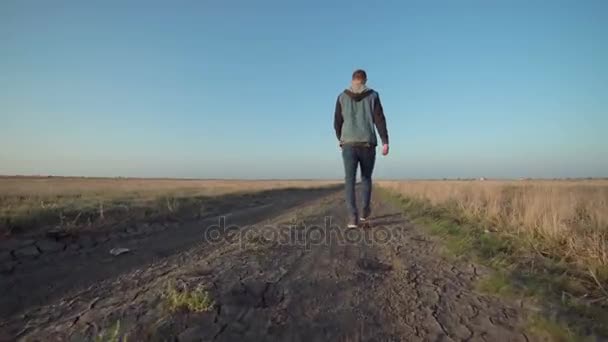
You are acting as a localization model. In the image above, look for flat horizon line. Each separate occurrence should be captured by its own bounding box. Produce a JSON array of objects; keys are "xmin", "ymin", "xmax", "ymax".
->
[{"xmin": 1, "ymin": 175, "xmax": 607, "ymax": 181}]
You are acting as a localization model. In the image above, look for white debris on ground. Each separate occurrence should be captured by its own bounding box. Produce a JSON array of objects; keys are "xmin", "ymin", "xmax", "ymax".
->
[{"xmin": 109, "ymin": 247, "xmax": 131, "ymax": 256}]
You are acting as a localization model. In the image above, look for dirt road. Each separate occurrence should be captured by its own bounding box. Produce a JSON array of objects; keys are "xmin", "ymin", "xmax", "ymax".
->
[{"xmin": 0, "ymin": 187, "xmax": 531, "ymax": 341}]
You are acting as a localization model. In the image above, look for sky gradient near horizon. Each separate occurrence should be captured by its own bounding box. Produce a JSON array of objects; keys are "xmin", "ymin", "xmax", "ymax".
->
[{"xmin": 1, "ymin": 0, "xmax": 607, "ymax": 179}]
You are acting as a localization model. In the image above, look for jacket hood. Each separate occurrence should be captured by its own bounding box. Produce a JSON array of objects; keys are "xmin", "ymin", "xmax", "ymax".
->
[{"xmin": 344, "ymin": 87, "xmax": 374, "ymax": 102}]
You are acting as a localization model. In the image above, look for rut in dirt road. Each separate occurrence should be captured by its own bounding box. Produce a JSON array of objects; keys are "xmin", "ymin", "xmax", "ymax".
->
[{"xmin": 1, "ymin": 188, "xmax": 531, "ymax": 341}]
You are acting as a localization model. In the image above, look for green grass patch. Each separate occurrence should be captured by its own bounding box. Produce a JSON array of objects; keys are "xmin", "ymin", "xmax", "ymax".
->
[
  {"xmin": 163, "ymin": 281, "xmax": 214, "ymax": 313},
  {"xmin": 475, "ymin": 272, "xmax": 516, "ymax": 297},
  {"xmin": 527, "ymin": 316, "xmax": 582, "ymax": 342}
]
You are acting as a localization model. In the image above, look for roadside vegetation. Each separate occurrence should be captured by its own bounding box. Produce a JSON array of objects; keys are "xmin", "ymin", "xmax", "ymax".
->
[
  {"xmin": 378, "ymin": 180, "xmax": 608, "ymax": 340},
  {"xmin": 163, "ymin": 281, "xmax": 214, "ymax": 313},
  {"xmin": 94, "ymin": 320, "xmax": 126, "ymax": 342}
]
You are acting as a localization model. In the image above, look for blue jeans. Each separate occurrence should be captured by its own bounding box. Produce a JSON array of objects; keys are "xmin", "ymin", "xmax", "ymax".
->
[{"xmin": 341, "ymin": 144, "xmax": 376, "ymax": 223}]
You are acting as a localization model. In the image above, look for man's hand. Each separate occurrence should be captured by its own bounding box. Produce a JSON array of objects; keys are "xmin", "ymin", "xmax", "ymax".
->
[{"xmin": 382, "ymin": 144, "xmax": 389, "ymax": 156}]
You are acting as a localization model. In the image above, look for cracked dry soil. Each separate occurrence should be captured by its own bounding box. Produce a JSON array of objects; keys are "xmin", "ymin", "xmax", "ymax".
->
[{"xmin": 1, "ymin": 187, "xmax": 534, "ymax": 341}]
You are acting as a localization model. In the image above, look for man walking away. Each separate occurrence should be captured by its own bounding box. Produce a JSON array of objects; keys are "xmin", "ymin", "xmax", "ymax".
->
[{"xmin": 334, "ymin": 69, "xmax": 389, "ymax": 228}]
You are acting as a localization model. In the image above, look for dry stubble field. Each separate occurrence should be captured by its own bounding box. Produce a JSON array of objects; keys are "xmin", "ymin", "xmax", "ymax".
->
[{"xmin": 0, "ymin": 176, "xmax": 340, "ymax": 236}]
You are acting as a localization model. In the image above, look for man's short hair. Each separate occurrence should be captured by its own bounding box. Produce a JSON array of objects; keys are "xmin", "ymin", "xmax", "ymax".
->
[{"xmin": 352, "ymin": 69, "xmax": 367, "ymax": 81}]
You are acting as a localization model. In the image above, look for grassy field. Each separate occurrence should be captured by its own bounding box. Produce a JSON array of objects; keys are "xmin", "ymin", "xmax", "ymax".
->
[
  {"xmin": 378, "ymin": 180, "xmax": 608, "ymax": 338},
  {"xmin": 378, "ymin": 180, "xmax": 608, "ymax": 267},
  {"xmin": 0, "ymin": 176, "xmax": 340, "ymax": 236}
]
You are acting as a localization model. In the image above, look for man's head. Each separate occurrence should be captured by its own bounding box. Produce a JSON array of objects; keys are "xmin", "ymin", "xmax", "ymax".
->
[
  {"xmin": 352, "ymin": 69, "xmax": 367, "ymax": 87},
  {"xmin": 351, "ymin": 69, "xmax": 368, "ymax": 93}
]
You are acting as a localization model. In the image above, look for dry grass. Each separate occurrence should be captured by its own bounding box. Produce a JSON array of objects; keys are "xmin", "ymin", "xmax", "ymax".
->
[
  {"xmin": 378, "ymin": 180, "xmax": 608, "ymax": 267},
  {"xmin": 0, "ymin": 176, "xmax": 339, "ymax": 198},
  {"xmin": 0, "ymin": 176, "xmax": 339, "ymax": 235}
]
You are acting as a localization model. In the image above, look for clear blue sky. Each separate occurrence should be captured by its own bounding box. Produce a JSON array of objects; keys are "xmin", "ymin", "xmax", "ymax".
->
[{"xmin": 1, "ymin": 0, "xmax": 607, "ymax": 179}]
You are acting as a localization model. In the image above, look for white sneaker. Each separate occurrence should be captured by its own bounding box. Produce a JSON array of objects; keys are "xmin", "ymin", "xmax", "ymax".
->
[
  {"xmin": 347, "ymin": 223, "xmax": 358, "ymax": 228},
  {"xmin": 359, "ymin": 217, "xmax": 368, "ymax": 222}
]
